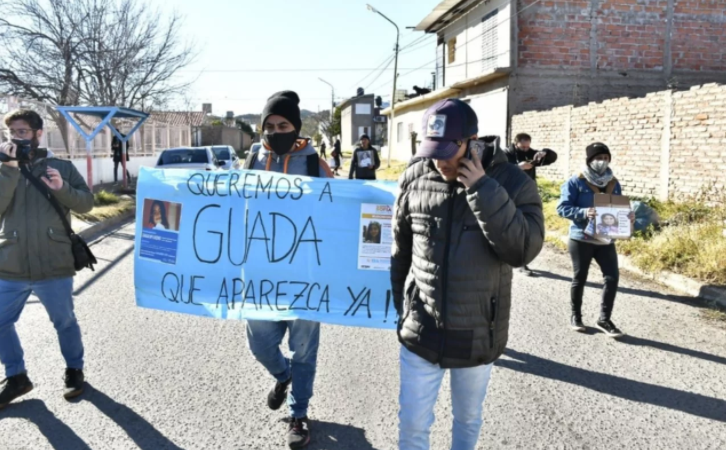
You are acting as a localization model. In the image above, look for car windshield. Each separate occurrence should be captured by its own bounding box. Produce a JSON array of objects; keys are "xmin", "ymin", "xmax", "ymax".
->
[
  {"xmin": 212, "ymin": 147, "xmax": 231, "ymax": 160},
  {"xmin": 158, "ymin": 149, "xmax": 208, "ymax": 165}
]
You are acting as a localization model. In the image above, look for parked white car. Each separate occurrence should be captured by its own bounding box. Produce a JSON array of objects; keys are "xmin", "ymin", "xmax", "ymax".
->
[
  {"xmin": 155, "ymin": 147, "xmax": 224, "ymax": 171},
  {"xmin": 211, "ymin": 145, "xmax": 240, "ymax": 170}
]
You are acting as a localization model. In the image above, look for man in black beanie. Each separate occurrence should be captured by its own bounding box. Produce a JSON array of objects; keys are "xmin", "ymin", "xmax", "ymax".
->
[{"xmin": 243, "ymin": 90, "xmax": 331, "ymax": 449}]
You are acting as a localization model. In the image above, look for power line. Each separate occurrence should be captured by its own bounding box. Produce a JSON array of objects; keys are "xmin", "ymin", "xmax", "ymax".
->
[
  {"xmin": 181, "ymin": 67, "xmax": 434, "ymax": 74},
  {"xmin": 348, "ymin": 53, "xmax": 396, "ymax": 89},
  {"xmin": 364, "ymin": 57, "xmax": 395, "ymax": 92}
]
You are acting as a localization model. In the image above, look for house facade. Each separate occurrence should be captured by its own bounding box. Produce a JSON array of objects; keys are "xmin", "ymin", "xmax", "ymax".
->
[
  {"xmin": 383, "ymin": 0, "xmax": 726, "ymax": 161},
  {"xmin": 339, "ymin": 94, "xmax": 377, "ymax": 151}
]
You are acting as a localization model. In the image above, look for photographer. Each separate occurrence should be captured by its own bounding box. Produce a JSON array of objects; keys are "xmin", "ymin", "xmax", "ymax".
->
[{"xmin": 0, "ymin": 110, "xmax": 94, "ymax": 410}]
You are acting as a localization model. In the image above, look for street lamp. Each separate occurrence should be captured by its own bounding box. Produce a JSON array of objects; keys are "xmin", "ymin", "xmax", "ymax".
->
[
  {"xmin": 318, "ymin": 78, "xmax": 335, "ymax": 138},
  {"xmin": 367, "ymin": 3, "xmax": 399, "ymax": 168}
]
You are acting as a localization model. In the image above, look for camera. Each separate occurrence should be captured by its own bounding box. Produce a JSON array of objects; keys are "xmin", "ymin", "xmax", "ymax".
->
[{"xmin": 0, "ymin": 139, "xmax": 44, "ymax": 164}]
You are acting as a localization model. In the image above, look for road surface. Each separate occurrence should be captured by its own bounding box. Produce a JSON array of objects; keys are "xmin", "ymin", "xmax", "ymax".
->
[{"xmin": 1, "ymin": 222, "xmax": 725, "ymax": 449}]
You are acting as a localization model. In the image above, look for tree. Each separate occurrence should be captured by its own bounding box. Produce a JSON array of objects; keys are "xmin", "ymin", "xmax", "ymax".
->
[
  {"xmin": 0, "ymin": 0, "xmax": 195, "ymax": 110},
  {"xmin": 312, "ymin": 131, "xmax": 322, "ymax": 147},
  {"xmin": 236, "ymin": 120, "xmax": 254, "ymax": 138},
  {"xmin": 318, "ymin": 107, "xmax": 341, "ymax": 144}
]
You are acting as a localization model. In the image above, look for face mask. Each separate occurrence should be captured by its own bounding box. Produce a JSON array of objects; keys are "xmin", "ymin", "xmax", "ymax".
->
[
  {"xmin": 264, "ymin": 131, "xmax": 298, "ymax": 156},
  {"xmin": 590, "ymin": 160, "xmax": 609, "ymax": 174}
]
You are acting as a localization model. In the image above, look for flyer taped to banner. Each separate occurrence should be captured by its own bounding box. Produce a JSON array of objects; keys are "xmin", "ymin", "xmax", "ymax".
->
[{"xmin": 134, "ymin": 167, "xmax": 399, "ymax": 330}]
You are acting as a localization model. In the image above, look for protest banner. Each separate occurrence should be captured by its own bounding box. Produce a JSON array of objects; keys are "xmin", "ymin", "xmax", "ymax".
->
[{"xmin": 134, "ymin": 167, "xmax": 399, "ymax": 330}]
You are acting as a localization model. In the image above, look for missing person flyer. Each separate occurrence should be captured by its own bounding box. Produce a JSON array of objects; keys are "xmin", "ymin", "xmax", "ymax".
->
[{"xmin": 358, "ymin": 203, "xmax": 393, "ymax": 271}]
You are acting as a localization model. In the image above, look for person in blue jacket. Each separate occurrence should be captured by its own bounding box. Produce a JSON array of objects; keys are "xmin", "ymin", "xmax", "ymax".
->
[{"xmin": 557, "ymin": 143, "xmax": 633, "ymax": 338}]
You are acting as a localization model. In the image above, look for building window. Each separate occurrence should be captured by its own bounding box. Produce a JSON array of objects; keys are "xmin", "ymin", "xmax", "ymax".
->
[
  {"xmin": 448, "ymin": 37, "xmax": 457, "ymax": 64},
  {"xmin": 397, "ymin": 122, "xmax": 404, "ymax": 143},
  {"xmin": 481, "ymin": 9, "xmax": 499, "ymax": 71}
]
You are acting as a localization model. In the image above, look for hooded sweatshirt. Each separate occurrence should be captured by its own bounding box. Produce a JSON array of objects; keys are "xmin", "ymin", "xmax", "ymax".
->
[
  {"xmin": 251, "ymin": 138, "xmax": 333, "ymax": 178},
  {"xmin": 349, "ymin": 146, "xmax": 381, "ymax": 180}
]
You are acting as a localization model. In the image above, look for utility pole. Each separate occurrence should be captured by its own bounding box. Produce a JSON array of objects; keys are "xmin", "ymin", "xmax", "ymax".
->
[
  {"xmin": 319, "ymin": 78, "xmax": 335, "ymax": 134},
  {"xmin": 367, "ymin": 4, "xmax": 399, "ymax": 168}
]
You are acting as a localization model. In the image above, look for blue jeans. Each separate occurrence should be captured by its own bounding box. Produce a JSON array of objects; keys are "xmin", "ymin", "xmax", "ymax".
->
[
  {"xmin": 399, "ymin": 346, "xmax": 493, "ymax": 450},
  {"xmin": 246, "ymin": 319, "xmax": 320, "ymax": 418},
  {"xmin": 0, "ymin": 277, "xmax": 84, "ymax": 377}
]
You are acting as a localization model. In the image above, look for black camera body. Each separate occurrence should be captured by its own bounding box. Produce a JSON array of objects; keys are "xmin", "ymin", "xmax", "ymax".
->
[{"xmin": 0, "ymin": 139, "xmax": 46, "ymax": 164}]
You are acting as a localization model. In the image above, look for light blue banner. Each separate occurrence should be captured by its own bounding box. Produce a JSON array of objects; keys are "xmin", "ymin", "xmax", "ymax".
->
[{"xmin": 134, "ymin": 167, "xmax": 399, "ymax": 329}]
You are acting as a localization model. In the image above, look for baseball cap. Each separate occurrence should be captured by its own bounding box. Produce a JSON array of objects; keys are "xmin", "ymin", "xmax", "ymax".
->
[{"xmin": 416, "ymin": 98, "xmax": 478, "ymax": 160}]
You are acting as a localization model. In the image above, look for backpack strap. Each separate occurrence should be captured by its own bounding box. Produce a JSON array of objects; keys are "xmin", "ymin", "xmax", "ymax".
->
[
  {"xmin": 243, "ymin": 151, "xmax": 258, "ymax": 170},
  {"xmin": 306, "ymin": 153, "xmax": 321, "ymax": 177}
]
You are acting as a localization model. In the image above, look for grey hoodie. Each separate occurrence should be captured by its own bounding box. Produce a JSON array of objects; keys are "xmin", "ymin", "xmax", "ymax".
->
[{"xmin": 251, "ymin": 139, "xmax": 331, "ymax": 177}]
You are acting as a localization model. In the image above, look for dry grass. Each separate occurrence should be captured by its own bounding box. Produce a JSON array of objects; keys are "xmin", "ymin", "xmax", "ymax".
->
[
  {"xmin": 74, "ymin": 199, "xmax": 134, "ymax": 223},
  {"xmin": 539, "ymin": 178, "xmax": 726, "ymax": 284},
  {"xmin": 376, "ymin": 161, "xmax": 408, "ymax": 181}
]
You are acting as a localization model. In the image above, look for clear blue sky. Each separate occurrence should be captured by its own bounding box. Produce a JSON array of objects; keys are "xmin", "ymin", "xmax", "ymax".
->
[{"xmin": 167, "ymin": 0, "xmax": 442, "ymax": 116}]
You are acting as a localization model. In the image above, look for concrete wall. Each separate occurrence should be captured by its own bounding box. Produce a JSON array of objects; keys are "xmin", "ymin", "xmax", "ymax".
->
[
  {"xmin": 511, "ymin": 83, "xmax": 726, "ymax": 201},
  {"xmin": 341, "ymin": 106, "xmax": 353, "ymax": 152},
  {"xmin": 511, "ymin": 0, "xmax": 726, "ymax": 115},
  {"xmin": 72, "ymin": 156, "xmax": 158, "ymax": 186}
]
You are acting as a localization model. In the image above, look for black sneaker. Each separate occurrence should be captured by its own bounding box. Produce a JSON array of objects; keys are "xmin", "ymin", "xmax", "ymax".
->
[
  {"xmin": 570, "ymin": 316, "xmax": 586, "ymax": 332},
  {"xmin": 0, "ymin": 373, "xmax": 34, "ymax": 409},
  {"xmin": 64, "ymin": 368, "xmax": 85, "ymax": 399},
  {"xmin": 267, "ymin": 377, "xmax": 292, "ymax": 410},
  {"xmin": 287, "ymin": 416, "xmax": 311, "ymax": 449},
  {"xmin": 596, "ymin": 319, "xmax": 624, "ymax": 338}
]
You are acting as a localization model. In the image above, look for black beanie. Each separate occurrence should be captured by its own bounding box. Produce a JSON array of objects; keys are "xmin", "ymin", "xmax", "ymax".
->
[
  {"xmin": 586, "ymin": 142, "xmax": 611, "ymax": 164},
  {"xmin": 262, "ymin": 91, "xmax": 302, "ymax": 133}
]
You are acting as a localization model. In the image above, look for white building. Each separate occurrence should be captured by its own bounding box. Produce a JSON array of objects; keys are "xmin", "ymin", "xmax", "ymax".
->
[{"xmin": 382, "ymin": 0, "xmax": 513, "ymax": 161}]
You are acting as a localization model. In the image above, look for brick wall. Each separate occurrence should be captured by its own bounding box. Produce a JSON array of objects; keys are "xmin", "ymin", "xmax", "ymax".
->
[
  {"xmin": 511, "ymin": 0, "xmax": 726, "ymax": 115},
  {"xmin": 511, "ymin": 83, "xmax": 726, "ymax": 201},
  {"xmin": 669, "ymin": 84, "xmax": 726, "ymax": 199}
]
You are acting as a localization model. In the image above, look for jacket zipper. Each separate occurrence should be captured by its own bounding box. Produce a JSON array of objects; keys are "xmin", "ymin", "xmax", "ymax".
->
[
  {"xmin": 489, "ymin": 297, "xmax": 497, "ymax": 349},
  {"xmin": 438, "ymin": 183, "xmax": 456, "ymax": 363}
]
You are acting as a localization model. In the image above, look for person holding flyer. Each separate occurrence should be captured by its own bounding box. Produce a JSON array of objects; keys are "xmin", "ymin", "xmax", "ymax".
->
[
  {"xmin": 391, "ymin": 99, "xmax": 544, "ymax": 450},
  {"xmin": 557, "ymin": 143, "xmax": 634, "ymax": 338},
  {"xmin": 349, "ymin": 134, "xmax": 381, "ymax": 180}
]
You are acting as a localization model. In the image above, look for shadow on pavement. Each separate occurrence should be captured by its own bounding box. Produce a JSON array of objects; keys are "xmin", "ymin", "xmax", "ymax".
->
[
  {"xmin": 0, "ymin": 399, "xmax": 91, "ymax": 450},
  {"xmin": 535, "ymin": 270, "xmax": 705, "ymax": 306},
  {"xmin": 309, "ymin": 419, "xmax": 380, "ymax": 450},
  {"xmin": 73, "ymin": 245, "xmax": 134, "ymax": 297},
  {"xmin": 81, "ymin": 383, "xmax": 185, "ymax": 450},
  {"xmin": 618, "ymin": 335, "xmax": 726, "ymax": 366},
  {"xmin": 498, "ymin": 349, "xmax": 726, "ymax": 423}
]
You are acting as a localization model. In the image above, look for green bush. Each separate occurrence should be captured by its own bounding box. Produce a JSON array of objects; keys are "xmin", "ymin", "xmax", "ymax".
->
[{"xmin": 95, "ymin": 190, "xmax": 120, "ymax": 206}]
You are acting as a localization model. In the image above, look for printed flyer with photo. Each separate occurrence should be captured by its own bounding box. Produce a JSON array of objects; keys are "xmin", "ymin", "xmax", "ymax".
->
[{"xmin": 358, "ymin": 203, "xmax": 393, "ymax": 271}]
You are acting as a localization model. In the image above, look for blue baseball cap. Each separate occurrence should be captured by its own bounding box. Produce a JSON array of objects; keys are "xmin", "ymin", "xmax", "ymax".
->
[{"xmin": 416, "ymin": 98, "xmax": 478, "ymax": 160}]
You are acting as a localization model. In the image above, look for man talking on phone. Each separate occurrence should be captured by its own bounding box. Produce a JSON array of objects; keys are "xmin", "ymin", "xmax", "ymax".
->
[{"xmin": 391, "ymin": 99, "xmax": 544, "ymax": 450}]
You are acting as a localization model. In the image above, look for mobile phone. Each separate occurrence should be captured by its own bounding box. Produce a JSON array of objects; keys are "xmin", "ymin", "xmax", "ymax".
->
[{"xmin": 465, "ymin": 139, "xmax": 486, "ymax": 160}]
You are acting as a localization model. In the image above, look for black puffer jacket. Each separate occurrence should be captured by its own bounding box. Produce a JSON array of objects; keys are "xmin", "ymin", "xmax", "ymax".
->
[{"xmin": 391, "ymin": 148, "xmax": 544, "ymax": 368}]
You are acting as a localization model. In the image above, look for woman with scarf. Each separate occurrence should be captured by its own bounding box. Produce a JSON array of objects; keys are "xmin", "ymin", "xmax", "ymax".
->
[{"xmin": 557, "ymin": 143, "xmax": 633, "ymax": 338}]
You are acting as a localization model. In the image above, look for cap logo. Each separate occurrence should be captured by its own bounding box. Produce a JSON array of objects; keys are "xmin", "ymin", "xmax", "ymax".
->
[{"xmin": 427, "ymin": 114, "xmax": 447, "ymax": 138}]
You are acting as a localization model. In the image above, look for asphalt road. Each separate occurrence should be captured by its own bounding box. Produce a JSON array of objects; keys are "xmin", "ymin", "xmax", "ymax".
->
[{"xmin": 1, "ymin": 222, "xmax": 725, "ymax": 450}]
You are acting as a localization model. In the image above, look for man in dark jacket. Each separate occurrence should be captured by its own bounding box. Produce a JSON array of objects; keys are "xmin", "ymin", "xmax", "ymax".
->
[
  {"xmin": 243, "ymin": 91, "xmax": 332, "ymax": 449},
  {"xmin": 348, "ymin": 134, "xmax": 381, "ymax": 180},
  {"xmin": 505, "ymin": 133, "xmax": 557, "ymax": 181},
  {"xmin": 0, "ymin": 109, "xmax": 94, "ymax": 410},
  {"xmin": 391, "ymin": 99, "xmax": 544, "ymax": 450},
  {"xmin": 505, "ymin": 133, "xmax": 557, "ymax": 276}
]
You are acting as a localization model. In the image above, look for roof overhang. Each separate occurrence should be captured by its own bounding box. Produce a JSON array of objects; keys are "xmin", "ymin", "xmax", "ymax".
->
[
  {"xmin": 415, "ymin": 0, "xmax": 479, "ymax": 33},
  {"xmin": 381, "ymin": 68, "xmax": 511, "ymax": 116}
]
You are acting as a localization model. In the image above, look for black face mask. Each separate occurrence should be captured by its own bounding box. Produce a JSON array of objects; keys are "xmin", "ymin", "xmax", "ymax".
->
[{"xmin": 264, "ymin": 131, "xmax": 298, "ymax": 156}]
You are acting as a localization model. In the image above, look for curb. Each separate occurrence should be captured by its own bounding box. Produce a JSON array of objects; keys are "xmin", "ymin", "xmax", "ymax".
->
[
  {"xmin": 77, "ymin": 209, "xmax": 135, "ymax": 241},
  {"xmin": 556, "ymin": 235, "xmax": 726, "ymax": 308}
]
